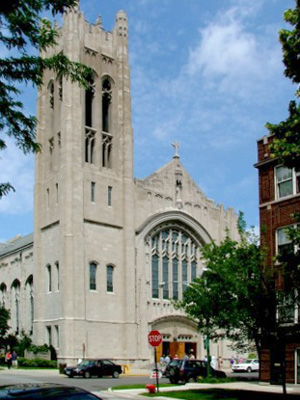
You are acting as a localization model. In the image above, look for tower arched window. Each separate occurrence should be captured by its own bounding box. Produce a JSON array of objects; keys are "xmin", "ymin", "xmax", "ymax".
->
[
  {"xmin": 102, "ymin": 78, "xmax": 112, "ymax": 133},
  {"xmin": 85, "ymin": 75, "xmax": 96, "ymax": 164},
  {"xmin": 149, "ymin": 227, "xmax": 201, "ymax": 300},
  {"xmin": 89, "ymin": 262, "xmax": 97, "ymax": 290},
  {"xmin": 107, "ymin": 265, "xmax": 114, "ymax": 292},
  {"xmin": 85, "ymin": 77, "xmax": 95, "ymax": 128},
  {"xmin": 102, "ymin": 77, "xmax": 113, "ymax": 169}
]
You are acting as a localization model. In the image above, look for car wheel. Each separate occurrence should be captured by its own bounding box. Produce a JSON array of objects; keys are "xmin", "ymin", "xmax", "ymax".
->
[
  {"xmin": 169, "ymin": 368, "xmax": 176, "ymax": 376},
  {"xmin": 247, "ymin": 367, "xmax": 252, "ymax": 373},
  {"xmin": 113, "ymin": 371, "xmax": 119, "ymax": 378},
  {"xmin": 68, "ymin": 374, "xmax": 74, "ymax": 378},
  {"xmin": 84, "ymin": 371, "xmax": 91, "ymax": 379}
]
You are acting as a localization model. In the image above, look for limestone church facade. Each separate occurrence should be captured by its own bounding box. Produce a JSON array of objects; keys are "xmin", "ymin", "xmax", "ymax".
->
[{"xmin": 0, "ymin": 5, "xmax": 239, "ymax": 366}]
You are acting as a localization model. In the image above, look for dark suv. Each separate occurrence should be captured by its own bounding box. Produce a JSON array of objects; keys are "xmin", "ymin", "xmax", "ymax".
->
[
  {"xmin": 64, "ymin": 359, "xmax": 122, "ymax": 379},
  {"xmin": 166, "ymin": 359, "xmax": 226, "ymax": 383}
]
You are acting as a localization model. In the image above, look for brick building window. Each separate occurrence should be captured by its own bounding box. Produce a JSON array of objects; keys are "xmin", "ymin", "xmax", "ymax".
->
[{"xmin": 275, "ymin": 166, "xmax": 300, "ymax": 199}]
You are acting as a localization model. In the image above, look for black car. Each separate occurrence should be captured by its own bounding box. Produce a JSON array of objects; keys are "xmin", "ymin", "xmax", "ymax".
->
[
  {"xmin": 64, "ymin": 359, "xmax": 122, "ymax": 379},
  {"xmin": 166, "ymin": 359, "xmax": 226, "ymax": 383},
  {"xmin": 0, "ymin": 383, "xmax": 101, "ymax": 399}
]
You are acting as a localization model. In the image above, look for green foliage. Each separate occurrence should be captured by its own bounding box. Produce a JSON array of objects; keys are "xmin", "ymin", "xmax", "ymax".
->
[
  {"xmin": 17, "ymin": 357, "xmax": 57, "ymax": 368},
  {"xmin": 267, "ymin": 101, "xmax": 300, "ymax": 171},
  {"xmin": 28, "ymin": 344, "xmax": 50, "ymax": 354},
  {"xmin": 267, "ymin": 1, "xmax": 300, "ymax": 169},
  {"xmin": 0, "ymin": 0, "xmax": 92, "ymax": 197},
  {"xmin": 0, "ymin": 307, "xmax": 10, "ymax": 348},
  {"xmin": 175, "ymin": 217, "xmax": 279, "ymax": 357},
  {"xmin": 14, "ymin": 330, "xmax": 32, "ymax": 357}
]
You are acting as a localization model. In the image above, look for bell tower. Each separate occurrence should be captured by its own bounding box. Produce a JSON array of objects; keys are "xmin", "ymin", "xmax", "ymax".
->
[{"xmin": 33, "ymin": 5, "xmax": 136, "ymax": 361}]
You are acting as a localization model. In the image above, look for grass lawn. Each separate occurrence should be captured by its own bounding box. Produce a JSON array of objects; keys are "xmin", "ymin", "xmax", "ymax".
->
[
  {"xmin": 142, "ymin": 389, "xmax": 298, "ymax": 400},
  {"xmin": 113, "ymin": 384, "xmax": 177, "ymax": 390}
]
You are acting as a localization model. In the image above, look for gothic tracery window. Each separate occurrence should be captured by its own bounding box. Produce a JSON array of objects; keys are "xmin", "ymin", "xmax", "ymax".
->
[
  {"xmin": 102, "ymin": 77, "xmax": 113, "ymax": 168},
  {"xmin": 149, "ymin": 227, "xmax": 200, "ymax": 300},
  {"xmin": 102, "ymin": 78, "xmax": 112, "ymax": 133}
]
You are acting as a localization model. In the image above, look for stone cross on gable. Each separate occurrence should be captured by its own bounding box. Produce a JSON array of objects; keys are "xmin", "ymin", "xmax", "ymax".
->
[{"xmin": 172, "ymin": 141, "xmax": 180, "ymax": 158}]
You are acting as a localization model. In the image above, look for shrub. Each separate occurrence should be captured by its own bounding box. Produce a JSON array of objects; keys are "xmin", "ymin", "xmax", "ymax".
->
[{"xmin": 17, "ymin": 357, "xmax": 57, "ymax": 368}]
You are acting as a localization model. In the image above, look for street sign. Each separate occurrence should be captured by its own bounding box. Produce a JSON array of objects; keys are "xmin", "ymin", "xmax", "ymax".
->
[{"xmin": 148, "ymin": 330, "xmax": 162, "ymax": 347}]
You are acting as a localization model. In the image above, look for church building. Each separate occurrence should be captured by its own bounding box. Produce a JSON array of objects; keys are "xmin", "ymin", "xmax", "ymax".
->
[{"xmin": 0, "ymin": 4, "xmax": 239, "ymax": 366}]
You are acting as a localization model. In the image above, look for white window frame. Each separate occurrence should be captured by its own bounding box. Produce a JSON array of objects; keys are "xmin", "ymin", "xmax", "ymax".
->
[{"xmin": 275, "ymin": 165, "xmax": 300, "ymax": 200}]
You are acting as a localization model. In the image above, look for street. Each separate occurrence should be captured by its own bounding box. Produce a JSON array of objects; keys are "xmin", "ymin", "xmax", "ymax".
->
[{"xmin": 0, "ymin": 368, "xmax": 258, "ymax": 394}]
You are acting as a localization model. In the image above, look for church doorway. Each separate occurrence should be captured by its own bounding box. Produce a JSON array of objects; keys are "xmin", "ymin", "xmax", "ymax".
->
[{"xmin": 156, "ymin": 341, "xmax": 197, "ymax": 360}]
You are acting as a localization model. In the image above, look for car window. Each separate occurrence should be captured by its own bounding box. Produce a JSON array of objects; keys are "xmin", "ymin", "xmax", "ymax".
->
[
  {"xmin": 169, "ymin": 360, "xmax": 181, "ymax": 367},
  {"xmin": 102, "ymin": 360, "xmax": 113, "ymax": 366}
]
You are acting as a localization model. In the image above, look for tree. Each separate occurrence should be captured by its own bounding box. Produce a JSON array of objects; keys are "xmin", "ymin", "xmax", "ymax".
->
[
  {"xmin": 266, "ymin": 0, "xmax": 300, "ymax": 169},
  {"xmin": 0, "ymin": 0, "xmax": 92, "ymax": 198},
  {"xmin": 0, "ymin": 307, "xmax": 11, "ymax": 349},
  {"xmin": 175, "ymin": 214, "xmax": 298, "ymax": 393}
]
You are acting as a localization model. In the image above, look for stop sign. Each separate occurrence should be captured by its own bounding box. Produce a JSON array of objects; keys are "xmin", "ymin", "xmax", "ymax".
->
[{"xmin": 148, "ymin": 330, "xmax": 162, "ymax": 347}]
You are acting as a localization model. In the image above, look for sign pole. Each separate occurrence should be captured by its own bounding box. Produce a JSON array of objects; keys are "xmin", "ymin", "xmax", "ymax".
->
[
  {"xmin": 148, "ymin": 330, "xmax": 162, "ymax": 393},
  {"xmin": 154, "ymin": 347, "xmax": 159, "ymax": 392}
]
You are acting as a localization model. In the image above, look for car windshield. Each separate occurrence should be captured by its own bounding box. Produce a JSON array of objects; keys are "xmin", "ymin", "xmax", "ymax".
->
[
  {"xmin": 169, "ymin": 360, "xmax": 181, "ymax": 366},
  {"xmin": 78, "ymin": 360, "xmax": 93, "ymax": 367}
]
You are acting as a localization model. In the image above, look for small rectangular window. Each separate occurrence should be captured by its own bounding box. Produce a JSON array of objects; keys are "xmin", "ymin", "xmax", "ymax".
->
[
  {"xmin": 47, "ymin": 188, "xmax": 50, "ymax": 208},
  {"xmin": 47, "ymin": 265, "xmax": 52, "ymax": 292},
  {"xmin": 108, "ymin": 186, "xmax": 112, "ymax": 206},
  {"xmin": 55, "ymin": 262, "xmax": 59, "ymax": 291},
  {"xmin": 89, "ymin": 263, "xmax": 97, "ymax": 290},
  {"xmin": 91, "ymin": 182, "xmax": 95, "ymax": 203},
  {"xmin": 56, "ymin": 183, "xmax": 59, "ymax": 204},
  {"xmin": 107, "ymin": 265, "xmax": 114, "ymax": 292},
  {"xmin": 277, "ymin": 227, "xmax": 294, "ymax": 257}
]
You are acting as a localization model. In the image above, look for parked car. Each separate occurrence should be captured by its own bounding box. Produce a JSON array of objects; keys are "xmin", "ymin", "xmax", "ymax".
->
[
  {"xmin": 232, "ymin": 359, "xmax": 259, "ymax": 373},
  {"xmin": 165, "ymin": 359, "xmax": 226, "ymax": 383},
  {"xmin": 0, "ymin": 383, "xmax": 101, "ymax": 399},
  {"xmin": 64, "ymin": 359, "xmax": 122, "ymax": 379}
]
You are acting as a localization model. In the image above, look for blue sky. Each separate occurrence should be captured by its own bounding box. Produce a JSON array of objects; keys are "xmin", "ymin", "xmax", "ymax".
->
[{"xmin": 0, "ymin": 0, "xmax": 296, "ymax": 242}]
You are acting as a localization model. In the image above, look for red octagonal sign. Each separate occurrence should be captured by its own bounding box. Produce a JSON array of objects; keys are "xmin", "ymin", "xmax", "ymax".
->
[{"xmin": 148, "ymin": 330, "xmax": 162, "ymax": 347}]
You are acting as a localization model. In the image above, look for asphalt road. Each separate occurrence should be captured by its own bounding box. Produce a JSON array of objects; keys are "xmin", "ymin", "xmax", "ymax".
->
[{"xmin": 0, "ymin": 369, "xmax": 259, "ymax": 393}]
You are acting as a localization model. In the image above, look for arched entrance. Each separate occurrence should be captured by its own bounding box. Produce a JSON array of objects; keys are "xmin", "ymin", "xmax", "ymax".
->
[{"xmin": 151, "ymin": 315, "xmax": 200, "ymax": 360}]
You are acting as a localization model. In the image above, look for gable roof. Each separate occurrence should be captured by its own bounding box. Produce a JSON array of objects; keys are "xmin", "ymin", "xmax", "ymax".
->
[{"xmin": 0, "ymin": 233, "xmax": 33, "ymax": 258}]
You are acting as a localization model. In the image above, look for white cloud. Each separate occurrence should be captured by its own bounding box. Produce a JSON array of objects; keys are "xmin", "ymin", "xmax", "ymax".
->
[
  {"xmin": 185, "ymin": 4, "xmax": 281, "ymax": 98},
  {"xmin": 0, "ymin": 139, "xmax": 34, "ymax": 215}
]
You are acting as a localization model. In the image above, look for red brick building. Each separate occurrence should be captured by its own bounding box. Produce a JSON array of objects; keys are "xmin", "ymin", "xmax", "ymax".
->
[{"xmin": 255, "ymin": 134, "xmax": 300, "ymax": 385}]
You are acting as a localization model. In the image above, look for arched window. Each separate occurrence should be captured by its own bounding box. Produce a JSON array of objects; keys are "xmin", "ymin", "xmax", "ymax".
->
[
  {"xmin": 89, "ymin": 262, "xmax": 97, "ymax": 290},
  {"xmin": 85, "ymin": 76, "xmax": 95, "ymax": 128},
  {"xmin": 85, "ymin": 75, "xmax": 96, "ymax": 164},
  {"xmin": 46, "ymin": 264, "xmax": 52, "ymax": 292},
  {"xmin": 58, "ymin": 76, "xmax": 63, "ymax": 101},
  {"xmin": 55, "ymin": 261, "xmax": 59, "ymax": 291},
  {"xmin": 25, "ymin": 276, "xmax": 34, "ymax": 335},
  {"xmin": 11, "ymin": 280, "xmax": 21, "ymax": 334},
  {"xmin": 150, "ymin": 227, "xmax": 201, "ymax": 300},
  {"xmin": 102, "ymin": 78, "xmax": 112, "ymax": 133},
  {"xmin": 102, "ymin": 77, "xmax": 113, "ymax": 169},
  {"xmin": 48, "ymin": 80, "xmax": 54, "ymax": 109},
  {"xmin": 0, "ymin": 283, "xmax": 7, "ymax": 308},
  {"xmin": 106, "ymin": 265, "xmax": 114, "ymax": 292}
]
